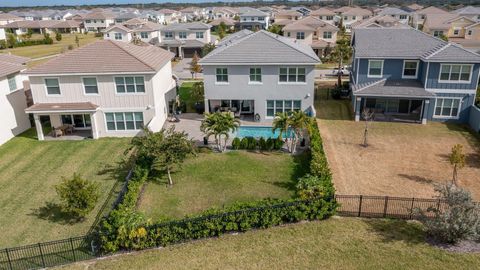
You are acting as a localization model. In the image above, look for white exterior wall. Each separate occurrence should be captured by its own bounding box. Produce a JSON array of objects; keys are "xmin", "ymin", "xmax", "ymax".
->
[
  {"xmin": 0, "ymin": 28, "xmax": 5, "ymax": 40},
  {"xmin": 0, "ymin": 73, "xmax": 31, "ymax": 145},
  {"xmin": 203, "ymin": 65, "xmax": 315, "ymax": 122},
  {"xmin": 103, "ymin": 29, "xmax": 132, "ymax": 42},
  {"xmin": 161, "ymin": 29, "xmax": 211, "ymax": 43},
  {"xmin": 84, "ymin": 18, "xmax": 114, "ymax": 31},
  {"xmin": 28, "ymin": 62, "xmax": 175, "ymax": 138}
]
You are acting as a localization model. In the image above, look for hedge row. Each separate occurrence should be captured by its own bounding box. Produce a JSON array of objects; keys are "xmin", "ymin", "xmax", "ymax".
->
[{"xmin": 231, "ymin": 136, "xmax": 283, "ymax": 151}]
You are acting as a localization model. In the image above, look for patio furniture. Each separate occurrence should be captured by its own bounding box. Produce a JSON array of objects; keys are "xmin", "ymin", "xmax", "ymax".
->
[{"xmin": 53, "ymin": 128, "xmax": 63, "ymax": 137}]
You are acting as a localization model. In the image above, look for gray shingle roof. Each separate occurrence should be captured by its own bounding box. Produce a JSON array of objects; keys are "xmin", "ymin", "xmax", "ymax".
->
[
  {"xmin": 353, "ymin": 28, "xmax": 480, "ymax": 62},
  {"xmin": 353, "ymin": 79, "xmax": 435, "ymax": 98},
  {"xmin": 378, "ymin": 7, "xmax": 410, "ymax": 16},
  {"xmin": 199, "ymin": 30, "xmax": 319, "ymax": 65},
  {"xmin": 217, "ymin": 29, "xmax": 253, "ymax": 46},
  {"xmin": 161, "ymin": 22, "xmax": 210, "ymax": 31}
]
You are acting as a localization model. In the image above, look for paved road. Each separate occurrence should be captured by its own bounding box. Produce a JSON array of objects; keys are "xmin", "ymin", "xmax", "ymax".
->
[{"xmin": 173, "ymin": 57, "xmax": 203, "ymax": 80}]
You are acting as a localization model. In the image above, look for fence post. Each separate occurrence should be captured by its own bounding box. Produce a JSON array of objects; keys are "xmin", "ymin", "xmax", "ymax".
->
[
  {"xmin": 436, "ymin": 199, "xmax": 441, "ymax": 212},
  {"xmin": 38, "ymin": 243, "xmax": 46, "ymax": 268},
  {"xmin": 409, "ymin": 198, "xmax": 415, "ymax": 219},
  {"xmin": 70, "ymin": 238, "xmax": 77, "ymax": 262},
  {"xmin": 358, "ymin": 195, "xmax": 363, "ymax": 217},
  {"xmin": 5, "ymin": 248, "xmax": 13, "ymax": 270},
  {"xmin": 383, "ymin": 196, "xmax": 389, "ymax": 218}
]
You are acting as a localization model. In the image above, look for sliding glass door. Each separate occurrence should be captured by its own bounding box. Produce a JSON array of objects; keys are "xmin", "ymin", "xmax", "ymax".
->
[{"xmin": 61, "ymin": 114, "xmax": 92, "ymax": 129}]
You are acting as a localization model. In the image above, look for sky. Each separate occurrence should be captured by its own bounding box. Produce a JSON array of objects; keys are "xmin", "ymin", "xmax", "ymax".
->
[{"xmin": 0, "ymin": 0, "xmax": 263, "ymax": 8}]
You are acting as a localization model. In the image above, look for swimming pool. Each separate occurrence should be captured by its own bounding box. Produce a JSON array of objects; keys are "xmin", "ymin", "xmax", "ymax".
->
[{"xmin": 235, "ymin": 126, "xmax": 293, "ymax": 139}]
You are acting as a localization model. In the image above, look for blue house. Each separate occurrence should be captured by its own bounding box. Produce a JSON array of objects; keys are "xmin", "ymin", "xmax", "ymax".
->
[{"xmin": 350, "ymin": 28, "xmax": 480, "ymax": 124}]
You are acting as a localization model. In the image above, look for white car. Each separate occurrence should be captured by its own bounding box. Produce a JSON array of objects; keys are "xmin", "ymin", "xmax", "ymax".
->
[{"xmin": 332, "ymin": 66, "xmax": 350, "ymax": 75}]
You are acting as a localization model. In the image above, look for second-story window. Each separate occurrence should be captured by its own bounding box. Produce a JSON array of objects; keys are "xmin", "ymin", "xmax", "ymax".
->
[
  {"xmin": 45, "ymin": 78, "xmax": 60, "ymax": 95},
  {"xmin": 179, "ymin": 32, "xmax": 187, "ymax": 39},
  {"xmin": 402, "ymin": 60, "xmax": 419, "ymax": 78},
  {"xmin": 296, "ymin": 32, "xmax": 305, "ymax": 39},
  {"xmin": 399, "ymin": 15, "xmax": 407, "ymax": 20},
  {"xmin": 368, "ymin": 60, "xmax": 383, "ymax": 78},
  {"xmin": 7, "ymin": 75, "xmax": 17, "ymax": 91},
  {"xmin": 85, "ymin": 20, "xmax": 91, "ymax": 23},
  {"xmin": 140, "ymin": 32, "xmax": 148, "ymax": 39},
  {"xmin": 249, "ymin": 68, "xmax": 262, "ymax": 83},
  {"xmin": 323, "ymin": 31, "xmax": 332, "ymax": 39},
  {"xmin": 216, "ymin": 68, "xmax": 228, "ymax": 83},
  {"xmin": 115, "ymin": 76, "xmax": 145, "ymax": 93},
  {"xmin": 279, "ymin": 67, "xmax": 306, "ymax": 83},
  {"xmin": 258, "ymin": 17, "xmax": 264, "ymax": 21},
  {"xmin": 326, "ymin": 15, "xmax": 333, "ymax": 20},
  {"xmin": 83, "ymin": 77, "xmax": 98, "ymax": 94},
  {"xmin": 165, "ymin": 32, "xmax": 173, "ymax": 38},
  {"xmin": 114, "ymin": 33, "xmax": 122, "ymax": 40},
  {"xmin": 439, "ymin": 64, "xmax": 472, "ymax": 82},
  {"xmin": 196, "ymin": 32, "xmax": 204, "ymax": 39}
]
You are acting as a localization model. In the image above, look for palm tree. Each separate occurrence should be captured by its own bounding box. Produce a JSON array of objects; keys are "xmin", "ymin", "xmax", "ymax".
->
[
  {"xmin": 200, "ymin": 112, "xmax": 240, "ymax": 152},
  {"xmin": 289, "ymin": 111, "xmax": 312, "ymax": 154},
  {"xmin": 272, "ymin": 112, "xmax": 291, "ymax": 151}
]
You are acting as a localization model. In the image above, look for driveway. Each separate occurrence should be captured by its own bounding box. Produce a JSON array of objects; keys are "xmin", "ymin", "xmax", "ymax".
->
[{"xmin": 173, "ymin": 58, "xmax": 203, "ymax": 80}]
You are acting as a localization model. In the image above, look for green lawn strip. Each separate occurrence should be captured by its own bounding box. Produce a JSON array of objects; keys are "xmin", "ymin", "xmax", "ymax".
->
[
  {"xmin": 177, "ymin": 81, "xmax": 197, "ymax": 113},
  {"xmin": 138, "ymin": 151, "xmax": 308, "ymax": 220},
  {"xmin": 59, "ymin": 218, "xmax": 480, "ymax": 270}
]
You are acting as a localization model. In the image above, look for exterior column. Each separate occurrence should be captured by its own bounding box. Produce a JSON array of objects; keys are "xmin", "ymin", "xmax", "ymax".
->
[
  {"xmin": 421, "ymin": 100, "xmax": 430, "ymax": 125},
  {"xmin": 204, "ymin": 98, "xmax": 209, "ymax": 113},
  {"xmin": 354, "ymin": 97, "xmax": 362, "ymax": 122},
  {"xmin": 33, "ymin": 114, "xmax": 44, "ymax": 141},
  {"xmin": 90, "ymin": 112, "xmax": 99, "ymax": 139}
]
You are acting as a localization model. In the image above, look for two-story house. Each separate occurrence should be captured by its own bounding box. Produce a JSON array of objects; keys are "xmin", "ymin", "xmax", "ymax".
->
[
  {"xmin": 0, "ymin": 13, "xmax": 23, "ymax": 40},
  {"xmin": 334, "ymin": 6, "xmax": 373, "ymax": 32},
  {"xmin": 23, "ymin": 40, "xmax": 176, "ymax": 140},
  {"xmin": 310, "ymin": 8, "xmax": 336, "ymax": 24},
  {"xmin": 376, "ymin": 7, "xmax": 411, "ymax": 25},
  {"xmin": 0, "ymin": 54, "xmax": 31, "ymax": 145},
  {"xmin": 156, "ymin": 22, "xmax": 211, "ymax": 58},
  {"xmin": 103, "ymin": 18, "xmax": 161, "ymax": 43},
  {"xmin": 412, "ymin": 6, "xmax": 449, "ymax": 29},
  {"xmin": 238, "ymin": 8, "xmax": 270, "ymax": 31},
  {"xmin": 199, "ymin": 30, "xmax": 319, "ymax": 122},
  {"xmin": 83, "ymin": 10, "xmax": 115, "ymax": 32},
  {"xmin": 282, "ymin": 16, "xmax": 339, "ymax": 58},
  {"xmin": 350, "ymin": 28, "xmax": 480, "ymax": 124}
]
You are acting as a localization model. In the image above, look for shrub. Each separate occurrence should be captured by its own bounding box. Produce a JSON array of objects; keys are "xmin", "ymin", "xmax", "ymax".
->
[
  {"xmin": 246, "ymin": 137, "xmax": 257, "ymax": 150},
  {"xmin": 55, "ymin": 32, "xmax": 62, "ymax": 41},
  {"xmin": 273, "ymin": 137, "xmax": 284, "ymax": 150},
  {"xmin": 43, "ymin": 33, "xmax": 53, "ymax": 44},
  {"xmin": 266, "ymin": 138, "xmax": 274, "ymax": 151},
  {"xmin": 258, "ymin": 137, "xmax": 267, "ymax": 151},
  {"xmin": 296, "ymin": 174, "xmax": 335, "ymax": 200},
  {"xmin": 231, "ymin": 137, "xmax": 241, "ymax": 150},
  {"xmin": 0, "ymin": 40, "xmax": 6, "ymax": 49},
  {"xmin": 94, "ymin": 32, "xmax": 103, "ymax": 37},
  {"xmin": 67, "ymin": 44, "xmax": 74, "ymax": 50},
  {"xmin": 55, "ymin": 173, "xmax": 99, "ymax": 219},
  {"xmin": 240, "ymin": 137, "xmax": 249, "ymax": 149}
]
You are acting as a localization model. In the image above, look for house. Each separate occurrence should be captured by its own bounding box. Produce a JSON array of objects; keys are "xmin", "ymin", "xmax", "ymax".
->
[
  {"xmin": 351, "ymin": 15, "xmax": 411, "ymax": 30},
  {"xmin": 413, "ymin": 6, "xmax": 449, "ymax": 28},
  {"xmin": 83, "ymin": 10, "xmax": 115, "ymax": 32},
  {"xmin": 452, "ymin": 6, "xmax": 480, "ymax": 21},
  {"xmin": 142, "ymin": 10, "xmax": 165, "ymax": 24},
  {"xmin": 199, "ymin": 30, "xmax": 319, "ymax": 122},
  {"xmin": 310, "ymin": 8, "xmax": 336, "ymax": 24},
  {"xmin": 0, "ymin": 12, "xmax": 23, "ymax": 40},
  {"xmin": 155, "ymin": 22, "xmax": 211, "ymax": 58},
  {"xmin": 350, "ymin": 28, "xmax": 480, "ymax": 124},
  {"xmin": 282, "ymin": 16, "xmax": 339, "ymax": 58},
  {"xmin": 238, "ymin": 8, "xmax": 270, "ymax": 31},
  {"xmin": 275, "ymin": 10, "xmax": 303, "ymax": 21},
  {"xmin": 406, "ymin": 3, "xmax": 424, "ymax": 11},
  {"xmin": 334, "ymin": 6, "xmax": 373, "ymax": 32},
  {"xmin": 103, "ymin": 18, "xmax": 161, "ymax": 43},
  {"xmin": 208, "ymin": 7, "xmax": 238, "ymax": 20},
  {"xmin": 158, "ymin": 9, "xmax": 182, "ymax": 24},
  {"xmin": 376, "ymin": 7, "xmax": 411, "ymax": 25},
  {"xmin": 23, "ymin": 40, "xmax": 176, "ymax": 140},
  {"xmin": 0, "ymin": 54, "xmax": 31, "ymax": 145}
]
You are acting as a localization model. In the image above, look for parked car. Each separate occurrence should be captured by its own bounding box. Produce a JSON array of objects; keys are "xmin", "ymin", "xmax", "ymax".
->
[{"xmin": 332, "ymin": 66, "xmax": 350, "ymax": 75}]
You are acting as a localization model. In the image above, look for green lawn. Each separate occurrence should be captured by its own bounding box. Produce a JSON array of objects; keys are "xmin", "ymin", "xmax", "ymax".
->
[
  {"xmin": 138, "ymin": 151, "xmax": 308, "ymax": 220},
  {"xmin": 0, "ymin": 129, "xmax": 130, "ymax": 247},
  {"xmin": 1, "ymin": 33, "xmax": 100, "ymax": 60},
  {"xmin": 58, "ymin": 217, "xmax": 480, "ymax": 270},
  {"xmin": 178, "ymin": 81, "xmax": 201, "ymax": 113}
]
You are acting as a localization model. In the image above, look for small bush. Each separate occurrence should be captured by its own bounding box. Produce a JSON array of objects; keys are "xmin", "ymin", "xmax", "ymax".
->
[
  {"xmin": 266, "ymin": 138, "xmax": 274, "ymax": 151},
  {"xmin": 296, "ymin": 174, "xmax": 335, "ymax": 200},
  {"xmin": 55, "ymin": 32, "xmax": 62, "ymax": 41},
  {"xmin": 55, "ymin": 173, "xmax": 99, "ymax": 219},
  {"xmin": 231, "ymin": 137, "xmax": 241, "ymax": 150},
  {"xmin": 273, "ymin": 137, "xmax": 284, "ymax": 150},
  {"xmin": 94, "ymin": 32, "xmax": 103, "ymax": 37},
  {"xmin": 240, "ymin": 137, "xmax": 249, "ymax": 149},
  {"xmin": 246, "ymin": 137, "xmax": 257, "ymax": 150},
  {"xmin": 67, "ymin": 44, "xmax": 74, "ymax": 50},
  {"xmin": 258, "ymin": 137, "xmax": 267, "ymax": 151}
]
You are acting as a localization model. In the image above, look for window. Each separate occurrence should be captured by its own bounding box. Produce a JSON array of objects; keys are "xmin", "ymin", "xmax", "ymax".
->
[
  {"xmin": 45, "ymin": 78, "xmax": 60, "ymax": 95},
  {"xmin": 323, "ymin": 31, "xmax": 332, "ymax": 39},
  {"xmin": 114, "ymin": 33, "xmax": 122, "ymax": 40},
  {"xmin": 85, "ymin": 20, "xmax": 91, "ymax": 23},
  {"xmin": 344, "ymin": 16, "xmax": 348, "ymax": 20},
  {"xmin": 196, "ymin": 32, "xmax": 204, "ymax": 39},
  {"xmin": 266, "ymin": 100, "xmax": 301, "ymax": 117},
  {"xmin": 433, "ymin": 30, "xmax": 443, "ymax": 37},
  {"xmin": 249, "ymin": 67, "xmax": 262, "ymax": 83},
  {"xmin": 287, "ymin": 32, "xmax": 291, "ymax": 37},
  {"xmin": 105, "ymin": 112, "xmax": 144, "ymax": 131},
  {"xmin": 140, "ymin": 32, "xmax": 148, "ymax": 39},
  {"xmin": 296, "ymin": 32, "xmax": 305, "ymax": 39},
  {"xmin": 165, "ymin": 31, "xmax": 173, "ymax": 38},
  {"xmin": 402, "ymin": 60, "xmax": 419, "ymax": 78},
  {"xmin": 439, "ymin": 64, "xmax": 472, "ymax": 82},
  {"xmin": 106, "ymin": 33, "xmax": 110, "ymax": 37},
  {"xmin": 367, "ymin": 60, "xmax": 383, "ymax": 78},
  {"xmin": 468, "ymin": 30, "xmax": 473, "ymax": 35},
  {"xmin": 179, "ymin": 31, "xmax": 187, "ymax": 39},
  {"xmin": 434, "ymin": 98, "xmax": 461, "ymax": 118},
  {"xmin": 319, "ymin": 16, "xmax": 323, "ymax": 20},
  {"xmin": 399, "ymin": 15, "xmax": 407, "ymax": 20},
  {"xmin": 326, "ymin": 15, "xmax": 333, "ymax": 20},
  {"xmin": 115, "ymin": 76, "xmax": 145, "ymax": 93},
  {"xmin": 61, "ymin": 114, "xmax": 91, "ymax": 128},
  {"xmin": 7, "ymin": 75, "xmax": 17, "ymax": 91},
  {"xmin": 352, "ymin": 16, "xmax": 356, "ymax": 20},
  {"xmin": 362, "ymin": 15, "xmax": 369, "ymax": 19},
  {"xmin": 454, "ymin": 29, "xmax": 459, "ymax": 35},
  {"xmin": 279, "ymin": 67, "xmax": 306, "ymax": 83},
  {"xmin": 258, "ymin": 17, "xmax": 264, "ymax": 21},
  {"xmin": 216, "ymin": 68, "xmax": 228, "ymax": 83},
  {"xmin": 83, "ymin": 77, "xmax": 98, "ymax": 94},
  {"xmin": 421, "ymin": 15, "xmax": 425, "ymax": 19}
]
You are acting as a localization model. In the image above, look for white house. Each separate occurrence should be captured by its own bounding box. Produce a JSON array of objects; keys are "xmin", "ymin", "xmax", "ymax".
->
[
  {"xmin": 23, "ymin": 40, "xmax": 176, "ymax": 140},
  {"xmin": 199, "ymin": 30, "xmax": 319, "ymax": 122},
  {"xmin": 0, "ymin": 54, "xmax": 31, "ymax": 145},
  {"xmin": 83, "ymin": 10, "xmax": 115, "ymax": 32},
  {"xmin": 238, "ymin": 7, "xmax": 270, "ymax": 30},
  {"xmin": 103, "ymin": 18, "xmax": 162, "ymax": 43},
  {"xmin": 155, "ymin": 22, "xmax": 211, "ymax": 58}
]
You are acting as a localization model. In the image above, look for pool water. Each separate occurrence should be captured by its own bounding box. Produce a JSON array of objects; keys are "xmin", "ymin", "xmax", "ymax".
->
[{"xmin": 235, "ymin": 126, "xmax": 293, "ymax": 139}]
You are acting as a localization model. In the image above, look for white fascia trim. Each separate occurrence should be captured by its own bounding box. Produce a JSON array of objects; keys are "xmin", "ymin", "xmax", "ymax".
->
[
  {"xmin": 24, "ymin": 71, "xmax": 156, "ymax": 77},
  {"xmin": 199, "ymin": 63, "xmax": 318, "ymax": 66},
  {"xmin": 425, "ymin": 88, "xmax": 477, "ymax": 94},
  {"xmin": 26, "ymin": 109, "xmax": 98, "ymax": 114}
]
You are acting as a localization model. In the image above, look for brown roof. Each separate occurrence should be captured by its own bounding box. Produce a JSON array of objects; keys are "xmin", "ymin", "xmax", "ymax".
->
[
  {"xmin": 423, "ymin": 13, "xmax": 461, "ymax": 30},
  {"xmin": 25, "ymin": 102, "xmax": 99, "ymax": 113},
  {"xmin": 0, "ymin": 54, "xmax": 29, "ymax": 65},
  {"xmin": 283, "ymin": 16, "xmax": 339, "ymax": 32},
  {"xmin": 417, "ymin": 6, "xmax": 449, "ymax": 15},
  {"xmin": 1, "ymin": 20, "xmax": 58, "ymax": 29},
  {"xmin": 341, "ymin": 7, "xmax": 373, "ymax": 16},
  {"xmin": 0, "ymin": 54, "xmax": 29, "ymax": 77},
  {"xmin": 24, "ymin": 40, "xmax": 174, "ymax": 75},
  {"xmin": 210, "ymin": 17, "xmax": 236, "ymax": 26},
  {"xmin": 0, "ymin": 13, "xmax": 23, "ymax": 21},
  {"xmin": 124, "ymin": 18, "xmax": 145, "ymax": 25},
  {"xmin": 49, "ymin": 20, "xmax": 82, "ymax": 29},
  {"xmin": 83, "ymin": 10, "xmax": 115, "ymax": 20},
  {"xmin": 310, "ymin": 8, "xmax": 336, "ymax": 16}
]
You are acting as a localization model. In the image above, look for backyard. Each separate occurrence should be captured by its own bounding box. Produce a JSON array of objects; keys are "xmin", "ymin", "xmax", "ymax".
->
[
  {"xmin": 138, "ymin": 150, "xmax": 309, "ymax": 220},
  {"xmin": 315, "ymin": 82, "xmax": 480, "ymax": 199},
  {"xmin": 0, "ymin": 129, "xmax": 130, "ymax": 247},
  {"xmin": 58, "ymin": 217, "xmax": 480, "ymax": 270}
]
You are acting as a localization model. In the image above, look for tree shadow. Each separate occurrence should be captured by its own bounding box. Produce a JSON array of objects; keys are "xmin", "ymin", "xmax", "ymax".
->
[
  {"xmin": 271, "ymin": 151, "xmax": 311, "ymax": 195},
  {"xmin": 398, "ymin": 174, "xmax": 434, "ymax": 185},
  {"xmin": 437, "ymin": 152, "xmax": 480, "ymax": 168},
  {"xmin": 30, "ymin": 202, "xmax": 82, "ymax": 225},
  {"xmin": 363, "ymin": 218, "xmax": 425, "ymax": 245}
]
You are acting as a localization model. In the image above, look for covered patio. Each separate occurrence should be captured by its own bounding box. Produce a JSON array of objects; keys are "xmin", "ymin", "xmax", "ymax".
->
[
  {"xmin": 25, "ymin": 102, "xmax": 99, "ymax": 141},
  {"xmin": 205, "ymin": 99, "xmax": 256, "ymax": 121}
]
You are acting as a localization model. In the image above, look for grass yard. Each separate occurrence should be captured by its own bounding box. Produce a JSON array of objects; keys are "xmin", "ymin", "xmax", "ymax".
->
[
  {"xmin": 58, "ymin": 217, "xmax": 480, "ymax": 270},
  {"xmin": 1, "ymin": 33, "xmax": 100, "ymax": 61},
  {"xmin": 178, "ymin": 81, "xmax": 202, "ymax": 113},
  {"xmin": 138, "ymin": 151, "xmax": 308, "ymax": 220},
  {"xmin": 0, "ymin": 129, "xmax": 130, "ymax": 247},
  {"xmin": 314, "ymin": 82, "xmax": 480, "ymax": 199}
]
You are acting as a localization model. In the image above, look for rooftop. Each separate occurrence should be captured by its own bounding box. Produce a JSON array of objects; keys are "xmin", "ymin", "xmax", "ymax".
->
[
  {"xmin": 0, "ymin": 54, "xmax": 29, "ymax": 78},
  {"xmin": 352, "ymin": 79, "xmax": 435, "ymax": 98}
]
